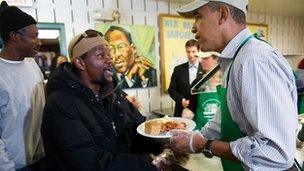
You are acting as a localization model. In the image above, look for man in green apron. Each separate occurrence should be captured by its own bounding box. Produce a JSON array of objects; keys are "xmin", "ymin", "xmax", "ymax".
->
[{"xmin": 169, "ymin": 0, "xmax": 298, "ymax": 170}]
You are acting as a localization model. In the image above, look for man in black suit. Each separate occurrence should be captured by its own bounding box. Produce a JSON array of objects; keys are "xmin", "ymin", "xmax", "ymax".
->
[
  {"xmin": 105, "ymin": 26, "xmax": 157, "ymax": 89},
  {"xmin": 168, "ymin": 39, "xmax": 203, "ymax": 117}
]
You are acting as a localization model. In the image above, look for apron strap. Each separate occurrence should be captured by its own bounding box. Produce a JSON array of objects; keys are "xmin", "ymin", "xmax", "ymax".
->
[{"xmin": 225, "ymin": 35, "xmax": 254, "ymax": 86}]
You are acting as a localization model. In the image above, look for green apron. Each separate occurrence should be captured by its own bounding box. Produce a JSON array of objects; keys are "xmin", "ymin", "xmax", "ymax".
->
[
  {"xmin": 218, "ymin": 35, "xmax": 254, "ymax": 171},
  {"xmin": 194, "ymin": 92, "xmax": 220, "ymax": 130},
  {"xmin": 293, "ymin": 71, "xmax": 304, "ymax": 114},
  {"xmin": 299, "ymin": 94, "xmax": 304, "ymax": 114}
]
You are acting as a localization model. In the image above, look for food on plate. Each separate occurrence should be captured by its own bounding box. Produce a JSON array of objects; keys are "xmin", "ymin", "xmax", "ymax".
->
[
  {"xmin": 161, "ymin": 121, "xmax": 186, "ymax": 132},
  {"xmin": 145, "ymin": 120, "xmax": 162, "ymax": 135},
  {"xmin": 144, "ymin": 116, "xmax": 187, "ymax": 135}
]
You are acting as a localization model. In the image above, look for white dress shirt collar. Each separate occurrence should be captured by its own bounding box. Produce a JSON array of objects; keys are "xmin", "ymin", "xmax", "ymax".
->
[
  {"xmin": 188, "ymin": 61, "xmax": 199, "ymax": 68},
  {"xmin": 221, "ymin": 28, "xmax": 252, "ymax": 59}
]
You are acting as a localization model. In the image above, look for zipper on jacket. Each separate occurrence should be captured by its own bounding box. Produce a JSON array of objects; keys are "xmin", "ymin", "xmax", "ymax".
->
[
  {"xmin": 111, "ymin": 122, "xmax": 118, "ymax": 137},
  {"xmin": 95, "ymin": 94, "xmax": 100, "ymax": 101}
]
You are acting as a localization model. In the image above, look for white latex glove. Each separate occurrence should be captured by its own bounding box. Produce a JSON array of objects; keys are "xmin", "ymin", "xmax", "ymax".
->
[
  {"xmin": 182, "ymin": 108, "xmax": 194, "ymax": 120},
  {"xmin": 169, "ymin": 130, "xmax": 206, "ymax": 153}
]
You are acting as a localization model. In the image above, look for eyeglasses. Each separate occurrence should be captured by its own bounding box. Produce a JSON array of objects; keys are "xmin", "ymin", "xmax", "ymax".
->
[{"xmin": 70, "ymin": 29, "xmax": 103, "ymax": 57}]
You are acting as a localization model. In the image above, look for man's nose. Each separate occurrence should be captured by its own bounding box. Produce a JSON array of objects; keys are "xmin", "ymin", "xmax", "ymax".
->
[
  {"xmin": 106, "ymin": 55, "xmax": 112, "ymax": 63},
  {"xmin": 114, "ymin": 48, "xmax": 122, "ymax": 56},
  {"xmin": 37, "ymin": 38, "xmax": 42, "ymax": 46}
]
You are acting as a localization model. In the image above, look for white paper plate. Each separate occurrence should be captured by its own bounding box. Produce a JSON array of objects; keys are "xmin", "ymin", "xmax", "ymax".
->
[{"xmin": 136, "ymin": 117, "xmax": 196, "ymax": 138}]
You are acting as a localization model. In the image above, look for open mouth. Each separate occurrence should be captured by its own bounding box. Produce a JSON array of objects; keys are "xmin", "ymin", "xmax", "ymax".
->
[
  {"xmin": 33, "ymin": 46, "xmax": 40, "ymax": 52},
  {"xmin": 102, "ymin": 66, "xmax": 113, "ymax": 77},
  {"xmin": 114, "ymin": 62, "xmax": 123, "ymax": 68},
  {"xmin": 114, "ymin": 60, "xmax": 125, "ymax": 68},
  {"xmin": 32, "ymin": 48, "xmax": 39, "ymax": 53}
]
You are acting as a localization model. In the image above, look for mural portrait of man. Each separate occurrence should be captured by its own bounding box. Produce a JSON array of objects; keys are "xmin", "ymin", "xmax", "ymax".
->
[{"xmin": 103, "ymin": 25, "xmax": 157, "ymax": 89}]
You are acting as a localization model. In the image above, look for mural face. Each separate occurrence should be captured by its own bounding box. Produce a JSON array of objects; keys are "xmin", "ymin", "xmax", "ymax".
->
[
  {"xmin": 96, "ymin": 23, "xmax": 157, "ymax": 89},
  {"xmin": 107, "ymin": 29, "xmax": 135, "ymax": 75}
]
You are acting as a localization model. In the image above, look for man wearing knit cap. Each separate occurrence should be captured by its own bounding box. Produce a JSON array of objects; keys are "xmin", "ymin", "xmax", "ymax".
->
[
  {"xmin": 169, "ymin": 0, "xmax": 298, "ymax": 170},
  {"xmin": 0, "ymin": 1, "xmax": 45, "ymax": 171},
  {"xmin": 41, "ymin": 29, "xmax": 171, "ymax": 171}
]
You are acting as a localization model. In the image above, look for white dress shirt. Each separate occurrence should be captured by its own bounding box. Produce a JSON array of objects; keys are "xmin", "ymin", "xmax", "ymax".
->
[
  {"xmin": 189, "ymin": 61, "xmax": 199, "ymax": 84},
  {"xmin": 201, "ymin": 28, "xmax": 297, "ymax": 170}
]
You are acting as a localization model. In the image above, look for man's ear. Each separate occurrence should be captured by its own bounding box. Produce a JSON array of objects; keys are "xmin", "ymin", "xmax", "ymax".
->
[
  {"xmin": 8, "ymin": 32, "xmax": 19, "ymax": 43},
  {"xmin": 130, "ymin": 43, "xmax": 137, "ymax": 54},
  {"xmin": 218, "ymin": 5, "xmax": 229, "ymax": 25},
  {"xmin": 72, "ymin": 57, "xmax": 86, "ymax": 71}
]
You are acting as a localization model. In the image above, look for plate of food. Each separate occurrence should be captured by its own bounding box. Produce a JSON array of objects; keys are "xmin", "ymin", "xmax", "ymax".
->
[{"xmin": 137, "ymin": 116, "xmax": 196, "ymax": 138}]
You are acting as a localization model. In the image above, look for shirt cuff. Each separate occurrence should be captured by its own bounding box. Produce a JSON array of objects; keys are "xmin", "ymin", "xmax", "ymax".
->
[
  {"xmin": 230, "ymin": 138, "xmax": 252, "ymax": 166},
  {"xmin": 124, "ymin": 75, "xmax": 134, "ymax": 87},
  {"xmin": 141, "ymin": 78, "xmax": 149, "ymax": 88}
]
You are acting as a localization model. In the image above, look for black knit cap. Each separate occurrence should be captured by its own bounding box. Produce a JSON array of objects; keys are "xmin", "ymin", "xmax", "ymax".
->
[{"xmin": 0, "ymin": 1, "xmax": 36, "ymax": 35}]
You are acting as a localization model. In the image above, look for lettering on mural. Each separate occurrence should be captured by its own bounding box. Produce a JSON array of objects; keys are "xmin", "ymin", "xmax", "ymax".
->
[{"xmin": 164, "ymin": 19, "xmax": 194, "ymax": 39}]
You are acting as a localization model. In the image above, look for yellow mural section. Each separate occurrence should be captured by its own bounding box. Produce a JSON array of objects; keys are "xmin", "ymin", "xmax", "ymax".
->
[
  {"xmin": 159, "ymin": 14, "xmax": 195, "ymax": 92},
  {"xmin": 247, "ymin": 23, "xmax": 268, "ymax": 41}
]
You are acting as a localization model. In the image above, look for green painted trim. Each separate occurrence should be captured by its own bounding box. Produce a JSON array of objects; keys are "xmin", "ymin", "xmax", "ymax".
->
[{"xmin": 37, "ymin": 22, "xmax": 67, "ymax": 56}]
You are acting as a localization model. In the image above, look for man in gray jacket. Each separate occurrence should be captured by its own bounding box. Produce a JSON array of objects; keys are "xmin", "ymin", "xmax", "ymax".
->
[{"xmin": 0, "ymin": 1, "xmax": 45, "ymax": 171}]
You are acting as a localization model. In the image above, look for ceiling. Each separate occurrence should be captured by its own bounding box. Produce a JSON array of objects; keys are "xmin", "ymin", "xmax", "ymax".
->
[{"xmin": 161, "ymin": 0, "xmax": 304, "ymax": 18}]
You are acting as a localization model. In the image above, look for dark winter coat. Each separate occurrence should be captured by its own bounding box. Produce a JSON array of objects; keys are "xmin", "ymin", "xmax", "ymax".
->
[{"xmin": 41, "ymin": 63, "xmax": 159, "ymax": 171}]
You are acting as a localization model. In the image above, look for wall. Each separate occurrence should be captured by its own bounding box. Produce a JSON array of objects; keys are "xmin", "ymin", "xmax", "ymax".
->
[
  {"xmin": 18, "ymin": 0, "xmax": 304, "ymax": 116},
  {"xmin": 246, "ymin": 13, "xmax": 304, "ymax": 69}
]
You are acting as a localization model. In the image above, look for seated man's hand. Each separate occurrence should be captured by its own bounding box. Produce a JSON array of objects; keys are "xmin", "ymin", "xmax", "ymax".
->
[{"xmin": 169, "ymin": 130, "xmax": 206, "ymax": 153}]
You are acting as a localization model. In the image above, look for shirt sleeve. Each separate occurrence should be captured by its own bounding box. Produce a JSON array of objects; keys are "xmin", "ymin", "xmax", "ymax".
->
[
  {"xmin": 0, "ymin": 89, "xmax": 15, "ymax": 171},
  {"xmin": 230, "ymin": 57, "xmax": 297, "ymax": 170},
  {"xmin": 124, "ymin": 75, "xmax": 134, "ymax": 88}
]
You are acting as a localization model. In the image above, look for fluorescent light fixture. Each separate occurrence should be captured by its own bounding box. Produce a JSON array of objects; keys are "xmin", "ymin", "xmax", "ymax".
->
[{"xmin": 38, "ymin": 29, "xmax": 60, "ymax": 39}]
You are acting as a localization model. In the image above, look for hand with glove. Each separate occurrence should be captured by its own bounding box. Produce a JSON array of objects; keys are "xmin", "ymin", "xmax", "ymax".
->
[
  {"xmin": 181, "ymin": 108, "xmax": 194, "ymax": 120},
  {"xmin": 150, "ymin": 149, "xmax": 175, "ymax": 171},
  {"xmin": 169, "ymin": 130, "xmax": 207, "ymax": 153}
]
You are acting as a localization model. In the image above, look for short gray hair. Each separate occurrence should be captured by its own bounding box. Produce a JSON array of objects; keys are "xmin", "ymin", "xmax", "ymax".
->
[{"xmin": 208, "ymin": 1, "xmax": 246, "ymax": 24}]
